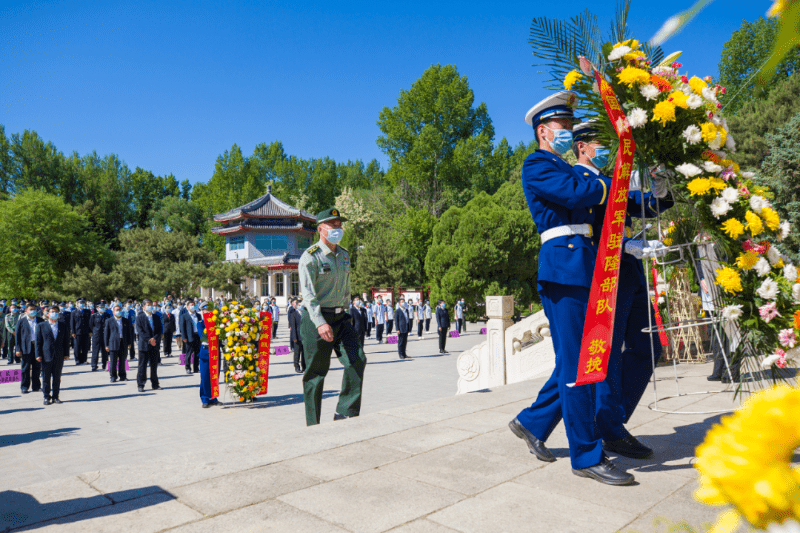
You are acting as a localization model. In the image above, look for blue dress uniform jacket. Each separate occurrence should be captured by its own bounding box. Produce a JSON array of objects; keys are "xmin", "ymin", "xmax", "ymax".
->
[{"xmin": 522, "ymin": 150, "xmax": 611, "ymax": 289}]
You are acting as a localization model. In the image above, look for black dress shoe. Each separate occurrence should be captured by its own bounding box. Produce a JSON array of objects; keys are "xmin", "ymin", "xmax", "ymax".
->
[
  {"xmin": 152, "ymin": 386, "xmax": 163, "ymax": 390},
  {"xmin": 119, "ymin": 378, "xmax": 128, "ymax": 382},
  {"xmin": 138, "ymin": 387, "xmax": 145, "ymax": 392},
  {"xmin": 186, "ymin": 369, "xmax": 193, "ymax": 375},
  {"xmin": 334, "ymin": 412, "xmax": 354, "ymax": 421},
  {"xmin": 110, "ymin": 378, "xmax": 117, "ymax": 383},
  {"xmin": 707, "ymin": 375, "xmax": 722, "ymax": 381},
  {"xmin": 21, "ymin": 389, "xmax": 29, "ymax": 394},
  {"xmin": 52, "ymin": 399, "xmax": 62, "ymax": 404},
  {"xmin": 202, "ymin": 402, "xmax": 210, "ymax": 408},
  {"xmin": 604, "ymin": 435, "xmax": 653, "ymax": 459},
  {"xmin": 91, "ymin": 368, "xmax": 98, "ymax": 372},
  {"xmin": 294, "ymin": 366, "xmax": 303, "ymax": 374},
  {"xmin": 573, "ymin": 456, "xmax": 635, "ymax": 486},
  {"xmin": 6, "ymin": 360, "xmax": 14, "ymax": 365},
  {"xmin": 443, "ymin": 350, "xmax": 449, "ymax": 354},
  {"xmin": 508, "ymin": 418, "xmax": 556, "ymax": 462},
  {"xmin": 43, "ymin": 399, "xmax": 51, "ymax": 405}
]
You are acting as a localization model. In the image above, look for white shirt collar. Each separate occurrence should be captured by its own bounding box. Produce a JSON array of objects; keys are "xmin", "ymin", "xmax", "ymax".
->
[{"xmin": 574, "ymin": 163, "xmax": 600, "ymax": 175}]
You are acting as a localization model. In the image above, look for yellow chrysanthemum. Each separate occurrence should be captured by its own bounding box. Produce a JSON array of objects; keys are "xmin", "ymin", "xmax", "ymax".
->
[
  {"xmin": 563, "ymin": 70, "xmax": 582, "ymax": 90},
  {"xmin": 689, "ymin": 75, "xmax": 707, "ymax": 95},
  {"xmin": 623, "ymin": 51, "xmax": 647, "ymax": 62},
  {"xmin": 663, "ymin": 237, "xmax": 673, "ymax": 246},
  {"xmin": 721, "ymin": 218, "xmax": 745, "ymax": 239},
  {"xmin": 714, "ymin": 267, "xmax": 743, "ymax": 293},
  {"xmin": 617, "ymin": 67, "xmax": 651, "ymax": 87},
  {"xmin": 761, "ymin": 207, "xmax": 781, "ymax": 231},
  {"xmin": 694, "ymin": 385, "xmax": 800, "ymax": 531},
  {"xmin": 668, "ymin": 90, "xmax": 689, "ymax": 109},
  {"xmin": 745, "ymin": 210, "xmax": 764, "ymax": 236},
  {"xmin": 652, "ymin": 100, "xmax": 676, "ymax": 125},
  {"xmin": 686, "ymin": 178, "xmax": 711, "ymax": 196},
  {"xmin": 701, "ymin": 122, "xmax": 718, "ymax": 143},
  {"xmin": 721, "ymin": 158, "xmax": 741, "ymax": 173},
  {"xmin": 613, "ymin": 38, "xmax": 641, "ymax": 50},
  {"xmin": 735, "ymin": 251, "xmax": 759, "ymax": 271},
  {"xmin": 708, "ymin": 177, "xmax": 726, "ymax": 191}
]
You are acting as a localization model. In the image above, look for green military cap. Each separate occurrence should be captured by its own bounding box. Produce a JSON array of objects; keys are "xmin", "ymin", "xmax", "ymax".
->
[{"xmin": 316, "ymin": 207, "xmax": 347, "ymax": 224}]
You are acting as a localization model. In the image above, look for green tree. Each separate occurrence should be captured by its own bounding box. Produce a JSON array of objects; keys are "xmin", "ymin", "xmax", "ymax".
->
[
  {"xmin": 757, "ymin": 111, "xmax": 800, "ymax": 262},
  {"xmin": 377, "ymin": 64, "xmax": 495, "ymax": 215},
  {"xmin": 351, "ymin": 227, "xmax": 420, "ymax": 295},
  {"xmin": 425, "ymin": 186, "xmax": 540, "ymax": 318},
  {"xmin": 0, "ymin": 189, "xmax": 111, "ymax": 298},
  {"xmin": 392, "ymin": 208, "xmax": 437, "ymax": 284},
  {"xmin": 0, "ymin": 125, "xmax": 14, "ymax": 199},
  {"xmin": 726, "ymin": 74, "xmax": 800, "ymax": 169},
  {"xmin": 150, "ymin": 196, "xmax": 206, "ymax": 235},
  {"xmin": 718, "ymin": 17, "xmax": 800, "ymax": 115},
  {"xmin": 62, "ymin": 265, "xmax": 117, "ymax": 301},
  {"xmin": 201, "ymin": 260, "xmax": 264, "ymax": 300}
]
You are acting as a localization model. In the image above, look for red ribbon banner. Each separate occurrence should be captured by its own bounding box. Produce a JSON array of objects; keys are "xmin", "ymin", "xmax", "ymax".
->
[
  {"xmin": 574, "ymin": 70, "xmax": 636, "ymax": 386},
  {"xmin": 651, "ymin": 261, "xmax": 669, "ymax": 347},
  {"xmin": 257, "ymin": 312, "xmax": 273, "ymax": 396},
  {"xmin": 203, "ymin": 311, "xmax": 220, "ymax": 399}
]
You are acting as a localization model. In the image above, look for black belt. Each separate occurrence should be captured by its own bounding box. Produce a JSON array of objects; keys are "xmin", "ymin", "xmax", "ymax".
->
[{"xmin": 321, "ymin": 307, "xmax": 346, "ymax": 314}]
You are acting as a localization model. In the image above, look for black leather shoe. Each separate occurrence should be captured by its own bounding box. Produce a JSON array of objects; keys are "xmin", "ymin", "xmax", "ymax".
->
[
  {"xmin": 604, "ymin": 435, "xmax": 653, "ymax": 459},
  {"xmin": 186, "ymin": 369, "xmax": 193, "ymax": 375},
  {"xmin": 443, "ymin": 350, "xmax": 449, "ymax": 354},
  {"xmin": 52, "ymin": 399, "xmax": 62, "ymax": 404},
  {"xmin": 43, "ymin": 399, "xmax": 51, "ymax": 405},
  {"xmin": 120, "ymin": 378, "xmax": 128, "ymax": 382},
  {"xmin": 573, "ymin": 456, "xmax": 634, "ymax": 486},
  {"xmin": 110, "ymin": 378, "xmax": 117, "ymax": 383},
  {"xmin": 334, "ymin": 412, "xmax": 354, "ymax": 421},
  {"xmin": 152, "ymin": 386, "xmax": 163, "ymax": 390},
  {"xmin": 294, "ymin": 366, "xmax": 303, "ymax": 374},
  {"xmin": 138, "ymin": 387, "xmax": 145, "ymax": 392},
  {"xmin": 508, "ymin": 418, "xmax": 556, "ymax": 462},
  {"xmin": 21, "ymin": 389, "xmax": 29, "ymax": 394},
  {"xmin": 707, "ymin": 375, "xmax": 722, "ymax": 381},
  {"xmin": 202, "ymin": 403, "xmax": 210, "ymax": 408}
]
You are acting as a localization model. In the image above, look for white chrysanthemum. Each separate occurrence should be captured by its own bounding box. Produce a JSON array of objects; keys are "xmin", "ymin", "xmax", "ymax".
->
[
  {"xmin": 754, "ymin": 257, "xmax": 772, "ymax": 276},
  {"xmin": 721, "ymin": 304, "xmax": 743, "ymax": 321},
  {"xmin": 784, "ymin": 264, "xmax": 798, "ymax": 282},
  {"xmin": 761, "ymin": 353, "xmax": 782, "ymax": 369},
  {"xmin": 652, "ymin": 66, "xmax": 672, "ymax": 77},
  {"xmin": 702, "ymin": 86, "xmax": 718, "ymax": 102},
  {"xmin": 741, "ymin": 171, "xmax": 755, "ymax": 178},
  {"xmin": 675, "ymin": 163, "xmax": 702, "ymax": 177},
  {"xmin": 793, "ymin": 283, "xmax": 800, "ymax": 303},
  {"xmin": 686, "ymin": 94, "xmax": 703, "ymax": 109},
  {"xmin": 608, "ymin": 45, "xmax": 631, "ymax": 61},
  {"xmin": 639, "ymin": 84, "xmax": 660, "ymax": 101},
  {"xmin": 757, "ymin": 278, "xmax": 779, "ymax": 300},
  {"xmin": 710, "ymin": 114, "xmax": 722, "ymax": 126},
  {"xmin": 724, "ymin": 135, "xmax": 736, "ymax": 152},
  {"xmin": 768, "ymin": 245, "xmax": 781, "ymax": 266},
  {"xmin": 750, "ymin": 195, "xmax": 769, "ymax": 213},
  {"xmin": 682, "ymin": 125, "xmax": 702, "ymax": 144},
  {"xmin": 628, "ymin": 108, "xmax": 648, "ymax": 128},
  {"xmin": 657, "ymin": 296, "xmax": 665, "ymax": 304},
  {"xmin": 703, "ymin": 161, "xmax": 723, "ymax": 173},
  {"xmin": 709, "ymin": 197, "xmax": 731, "ymax": 218},
  {"xmin": 720, "ymin": 187, "xmax": 739, "ymax": 203},
  {"xmin": 779, "ymin": 220, "xmax": 791, "ymax": 241},
  {"xmin": 708, "ymin": 135, "xmax": 722, "ymax": 150}
]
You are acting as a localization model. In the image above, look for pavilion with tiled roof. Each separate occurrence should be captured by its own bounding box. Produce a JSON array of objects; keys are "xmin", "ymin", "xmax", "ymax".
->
[{"xmin": 201, "ymin": 185, "xmax": 317, "ymax": 304}]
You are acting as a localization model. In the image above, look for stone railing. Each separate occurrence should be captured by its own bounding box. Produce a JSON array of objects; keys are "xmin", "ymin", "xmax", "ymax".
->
[{"xmin": 456, "ymin": 295, "xmax": 554, "ymax": 394}]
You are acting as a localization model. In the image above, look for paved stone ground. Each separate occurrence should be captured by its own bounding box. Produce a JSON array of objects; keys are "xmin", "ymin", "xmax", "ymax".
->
[
  {"xmin": 0, "ymin": 323, "xmax": 483, "ymax": 491},
  {"xmin": 1, "ymin": 339, "xmax": 748, "ymax": 532}
]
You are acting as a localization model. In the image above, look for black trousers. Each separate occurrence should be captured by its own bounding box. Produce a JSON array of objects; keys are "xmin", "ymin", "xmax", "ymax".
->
[
  {"xmin": 74, "ymin": 334, "xmax": 90, "ymax": 363},
  {"xmin": 185, "ymin": 337, "xmax": 200, "ymax": 372},
  {"xmin": 293, "ymin": 339, "xmax": 305, "ymax": 371},
  {"xmin": 386, "ymin": 319, "xmax": 393, "ymax": 334},
  {"xmin": 91, "ymin": 334, "xmax": 107, "ymax": 370},
  {"xmin": 709, "ymin": 327, "xmax": 740, "ymax": 380},
  {"xmin": 376, "ymin": 324, "xmax": 384, "ymax": 342},
  {"xmin": 425, "ymin": 318, "xmax": 431, "ymax": 332},
  {"xmin": 128, "ymin": 333, "xmax": 136, "ymax": 359},
  {"xmin": 272, "ymin": 322, "xmax": 279, "ymax": 337},
  {"xmin": 439, "ymin": 328, "xmax": 448, "ymax": 352},
  {"xmin": 137, "ymin": 346, "xmax": 159, "ymax": 388},
  {"xmin": 457, "ymin": 319, "xmax": 464, "ymax": 333},
  {"xmin": 42, "ymin": 357, "xmax": 64, "ymax": 400},
  {"xmin": 20, "ymin": 349, "xmax": 40, "ymax": 391},
  {"xmin": 366, "ymin": 320, "xmax": 372, "ymax": 337},
  {"xmin": 162, "ymin": 332, "xmax": 173, "ymax": 356},
  {"xmin": 109, "ymin": 349, "xmax": 126, "ymax": 380},
  {"xmin": 417, "ymin": 320, "xmax": 423, "ymax": 337},
  {"xmin": 398, "ymin": 333, "xmax": 408, "ymax": 358},
  {"xmin": 6, "ymin": 335, "xmax": 17, "ymax": 363}
]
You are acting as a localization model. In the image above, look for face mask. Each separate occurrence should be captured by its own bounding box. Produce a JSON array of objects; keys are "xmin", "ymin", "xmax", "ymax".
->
[
  {"xmin": 326, "ymin": 228, "xmax": 344, "ymax": 244},
  {"xmin": 144, "ymin": 306, "xmax": 152, "ymax": 313},
  {"xmin": 114, "ymin": 310, "xmax": 122, "ymax": 317},
  {"xmin": 49, "ymin": 312, "xmax": 59, "ymax": 320},
  {"xmin": 355, "ymin": 301, "xmax": 361, "ymax": 307},
  {"xmin": 544, "ymin": 126, "xmax": 573, "ymax": 155},
  {"xmin": 442, "ymin": 303, "xmax": 446, "ymax": 308},
  {"xmin": 79, "ymin": 304, "xmax": 84, "ymax": 310},
  {"xmin": 188, "ymin": 306, "xmax": 196, "ymax": 313},
  {"xmin": 590, "ymin": 146, "xmax": 610, "ymax": 169},
  {"xmin": 10, "ymin": 308, "xmax": 17, "ymax": 314},
  {"xmin": 27, "ymin": 310, "xmax": 36, "ymax": 318}
]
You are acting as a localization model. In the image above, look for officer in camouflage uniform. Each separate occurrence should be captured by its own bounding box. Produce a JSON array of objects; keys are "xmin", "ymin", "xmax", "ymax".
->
[{"xmin": 298, "ymin": 208, "xmax": 367, "ymax": 426}]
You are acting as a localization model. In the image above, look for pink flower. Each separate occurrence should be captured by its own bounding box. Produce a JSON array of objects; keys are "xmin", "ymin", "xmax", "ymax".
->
[
  {"xmin": 779, "ymin": 329, "xmax": 797, "ymax": 348},
  {"xmin": 672, "ymin": 62, "xmax": 682, "ymax": 68},
  {"xmin": 720, "ymin": 168, "xmax": 736, "ymax": 180},
  {"xmin": 759, "ymin": 301, "xmax": 781, "ymax": 323},
  {"xmin": 739, "ymin": 185, "xmax": 751, "ymax": 198},
  {"xmin": 681, "ymin": 75, "xmax": 689, "ymax": 83},
  {"xmin": 775, "ymin": 348, "xmax": 788, "ymax": 369},
  {"xmin": 743, "ymin": 240, "xmax": 768, "ymax": 255}
]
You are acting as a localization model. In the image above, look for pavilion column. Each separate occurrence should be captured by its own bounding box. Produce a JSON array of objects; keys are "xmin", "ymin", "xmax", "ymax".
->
[
  {"xmin": 283, "ymin": 271, "xmax": 290, "ymax": 299},
  {"xmin": 268, "ymin": 271, "xmax": 275, "ymax": 298}
]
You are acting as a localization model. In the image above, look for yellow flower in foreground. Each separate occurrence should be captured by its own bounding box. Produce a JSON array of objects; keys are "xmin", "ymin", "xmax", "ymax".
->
[
  {"xmin": 617, "ymin": 67, "xmax": 651, "ymax": 87},
  {"xmin": 721, "ymin": 218, "xmax": 745, "ymax": 239},
  {"xmin": 745, "ymin": 210, "xmax": 764, "ymax": 236},
  {"xmin": 563, "ymin": 70, "xmax": 582, "ymax": 90},
  {"xmin": 668, "ymin": 90, "xmax": 689, "ymax": 109},
  {"xmin": 721, "ymin": 159, "xmax": 741, "ymax": 173},
  {"xmin": 689, "ymin": 75, "xmax": 707, "ymax": 95},
  {"xmin": 761, "ymin": 207, "xmax": 781, "ymax": 231},
  {"xmin": 686, "ymin": 178, "xmax": 711, "ymax": 196},
  {"xmin": 663, "ymin": 237, "xmax": 673, "ymax": 246},
  {"xmin": 694, "ymin": 385, "xmax": 800, "ymax": 530},
  {"xmin": 715, "ymin": 267, "xmax": 743, "ymax": 293},
  {"xmin": 614, "ymin": 38, "xmax": 640, "ymax": 50},
  {"xmin": 652, "ymin": 100, "xmax": 676, "ymax": 125},
  {"xmin": 701, "ymin": 122, "xmax": 718, "ymax": 144},
  {"xmin": 735, "ymin": 251, "xmax": 759, "ymax": 271},
  {"xmin": 623, "ymin": 51, "xmax": 647, "ymax": 62},
  {"xmin": 708, "ymin": 177, "xmax": 726, "ymax": 191}
]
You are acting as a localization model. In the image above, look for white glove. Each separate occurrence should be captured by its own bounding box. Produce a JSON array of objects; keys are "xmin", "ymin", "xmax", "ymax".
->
[
  {"xmin": 643, "ymin": 240, "xmax": 669, "ymax": 258},
  {"xmin": 624, "ymin": 240, "xmax": 646, "ymax": 260},
  {"xmin": 624, "ymin": 240, "xmax": 668, "ymax": 259},
  {"xmin": 651, "ymin": 177, "xmax": 669, "ymax": 199}
]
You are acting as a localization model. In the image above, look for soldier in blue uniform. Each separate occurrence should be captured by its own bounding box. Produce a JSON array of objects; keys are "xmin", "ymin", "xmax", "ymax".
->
[
  {"xmin": 197, "ymin": 302, "xmax": 221, "ymax": 408},
  {"xmin": 571, "ymin": 121, "xmax": 672, "ymax": 460},
  {"xmin": 507, "ymin": 92, "xmax": 634, "ymax": 485}
]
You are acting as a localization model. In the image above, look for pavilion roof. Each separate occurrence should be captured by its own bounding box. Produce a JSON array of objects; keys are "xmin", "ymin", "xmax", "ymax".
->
[{"xmin": 213, "ymin": 184, "xmax": 316, "ymax": 223}]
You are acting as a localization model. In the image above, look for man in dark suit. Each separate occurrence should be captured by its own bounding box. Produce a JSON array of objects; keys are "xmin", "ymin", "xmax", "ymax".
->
[
  {"xmin": 16, "ymin": 304, "xmax": 43, "ymax": 394},
  {"xmin": 288, "ymin": 298, "xmax": 305, "ymax": 374},
  {"xmin": 435, "ymin": 300, "xmax": 451, "ymax": 354},
  {"xmin": 126, "ymin": 300, "xmax": 137, "ymax": 360},
  {"xmin": 70, "ymin": 298, "xmax": 91, "ymax": 365},
  {"xmin": 104, "ymin": 303, "xmax": 131, "ymax": 382},
  {"xmin": 36, "ymin": 306, "xmax": 70, "ymax": 405},
  {"xmin": 179, "ymin": 299, "xmax": 201, "ymax": 374},
  {"xmin": 90, "ymin": 302, "xmax": 108, "ymax": 371},
  {"xmin": 395, "ymin": 297, "xmax": 410, "ymax": 359},
  {"xmin": 161, "ymin": 304, "xmax": 176, "ymax": 358},
  {"xmin": 135, "ymin": 299, "xmax": 163, "ymax": 392},
  {"xmin": 349, "ymin": 297, "xmax": 367, "ymax": 348}
]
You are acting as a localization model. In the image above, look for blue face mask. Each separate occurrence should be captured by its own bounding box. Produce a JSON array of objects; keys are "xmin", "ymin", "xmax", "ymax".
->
[
  {"xmin": 27, "ymin": 310, "xmax": 36, "ymax": 318},
  {"xmin": 114, "ymin": 310, "xmax": 122, "ymax": 317},
  {"xmin": 590, "ymin": 147, "xmax": 610, "ymax": 169},
  {"xmin": 49, "ymin": 312, "xmax": 59, "ymax": 320},
  {"xmin": 326, "ymin": 228, "xmax": 344, "ymax": 244},
  {"xmin": 545, "ymin": 126, "xmax": 574, "ymax": 155}
]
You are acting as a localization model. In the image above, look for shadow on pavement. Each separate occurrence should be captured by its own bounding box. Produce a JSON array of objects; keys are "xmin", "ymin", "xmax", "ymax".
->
[
  {"xmin": 0, "ymin": 427, "xmax": 80, "ymax": 448},
  {"xmin": 244, "ymin": 390, "xmax": 338, "ymax": 409},
  {"xmin": 0, "ymin": 407, "xmax": 45, "ymax": 416}
]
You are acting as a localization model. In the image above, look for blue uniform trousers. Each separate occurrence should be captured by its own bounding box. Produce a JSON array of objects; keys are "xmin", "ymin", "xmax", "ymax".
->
[
  {"xmin": 198, "ymin": 345, "xmax": 219, "ymax": 405},
  {"xmin": 516, "ymin": 282, "xmax": 603, "ymax": 469},
  {"xmin": 595, "ymin": 263, "xmax": 662, "ymax": 440}
]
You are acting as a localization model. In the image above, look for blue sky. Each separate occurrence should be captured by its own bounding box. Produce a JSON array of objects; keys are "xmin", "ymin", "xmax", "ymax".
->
[{"xmin": 1, "ymin": 0, "xmax": 768, "ymax": 185}]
